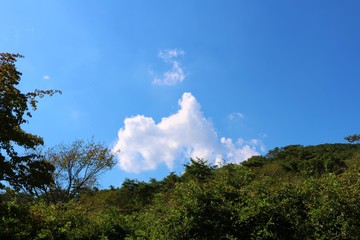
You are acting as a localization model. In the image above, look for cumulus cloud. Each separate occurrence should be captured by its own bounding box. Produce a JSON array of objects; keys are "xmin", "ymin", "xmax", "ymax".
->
[
  {"xmin": 221, "ymin": 137, "xmax": 260, "ymax": 163},
  {"xmin": 112, "ymin": 92, "xmax": 264, "ymax": 173},
  {"xmin": 151, "ymin": 49, "xmax": 186, "ymax": 86}
]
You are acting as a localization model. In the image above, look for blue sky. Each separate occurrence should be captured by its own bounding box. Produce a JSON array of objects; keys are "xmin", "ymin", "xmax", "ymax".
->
[{"xmin": 3, "ymin": 1, "xmax": 360, "ymax": 187}]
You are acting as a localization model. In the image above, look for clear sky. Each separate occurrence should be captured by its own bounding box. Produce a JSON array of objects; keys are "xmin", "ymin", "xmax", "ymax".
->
[{"xmin": 3, "ymin": 1, "xmax": 360, "ymax": 188}]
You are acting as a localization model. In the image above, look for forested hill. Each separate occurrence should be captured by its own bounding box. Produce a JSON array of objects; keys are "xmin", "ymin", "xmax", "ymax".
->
[
  {"xmin": 243, "ymin": 143, "xmax": 360, "ymax": 176},
  {"xmin": 2, "ymin": 143, "xmax": 360, "ymax": 239}
]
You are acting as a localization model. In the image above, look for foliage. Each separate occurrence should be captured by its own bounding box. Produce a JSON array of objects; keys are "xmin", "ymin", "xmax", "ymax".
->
[
  {"xmin": 0, "ymin": 53, "xmax": 61, "ymax": 190},
  {"xmin": 124, "ymin": 144, "xmax": 360, "ymax": 239},
  {"xmin": 32, "ymin": 139, "xmax": 116, "ymax": 203},
  {"xmin": 345, "ymin": 134, "xmax": 360, "ymax": 143},
  {"xmin": 181, "ymin": 157, "xmax": 216, "ymax": 182},
  {"xmin": 245, "ymin": 144, "xmax": 358, "ymax": 177},
  {"xmin": 2, "ymin": 141, "xmax": 360, "ymax": 239},
  {"xmin": 0, "ymin": 189, "xmax": 34, "ymax": 239}
]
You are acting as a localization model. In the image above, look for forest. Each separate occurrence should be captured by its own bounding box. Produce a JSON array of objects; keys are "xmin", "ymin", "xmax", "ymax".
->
[{"xmin": 2, "ymin": 53, "xmax": 360, "ymax": 239}]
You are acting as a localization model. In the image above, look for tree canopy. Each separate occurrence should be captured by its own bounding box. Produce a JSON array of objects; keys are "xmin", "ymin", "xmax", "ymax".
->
[
  {"xmin": 345, "ymin": 134, "xmax": 360, "ymax": 143},
  {"xmin": 3, "ymin": 143, "xmax": 360, "ymax": 239},
  {"xmin": 0, "ymin": 53, "xmax": 61, "ymax": 190},
  {"xmin": 32, "ymin": 139, "xmax": 116, "ymax": 203}
]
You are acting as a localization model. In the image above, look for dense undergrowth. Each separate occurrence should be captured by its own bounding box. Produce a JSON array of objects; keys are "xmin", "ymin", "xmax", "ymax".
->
[{"xmin": 2, "ymin": 143, "xmax": 360, "ymax": 239}]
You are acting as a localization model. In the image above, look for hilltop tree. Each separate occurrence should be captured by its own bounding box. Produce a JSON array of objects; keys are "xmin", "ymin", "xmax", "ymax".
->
[
  {"xmin": 181, "ymin": 158, "xmax": 216, "ymax": 182},
  {"xmin": 0, "ymin": 53, "xmax": 61, "ymax": 191},
  {"xmin": 345, "ymin": 134, "xmax": 360, "ymax": 143}
]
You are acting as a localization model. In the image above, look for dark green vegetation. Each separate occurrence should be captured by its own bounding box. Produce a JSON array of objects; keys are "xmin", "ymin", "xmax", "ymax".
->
[
  {"xmin": 2, "ymin": 54, "xmax": 360, "ymax": 239},
  {"xmin": 0, "ymin": 53, "xmax": 60, "ymax": 191},
  {"xmin": 2, "ymin": 144, "xmax": 360, "ymax": 239}
]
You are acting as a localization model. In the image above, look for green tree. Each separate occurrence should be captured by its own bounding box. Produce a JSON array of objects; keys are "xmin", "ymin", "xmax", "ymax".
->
[
  {"xmin": 344, "ymin": 134, "xmax": 360, "ymax": 143},
  {"xmin": 0, "ymin": 189, "xmax": 35, "ymax": 240},
  {"xmin": 29, "ymin": 200, "xmax": 128, "ymax": 240},
  {"xmin": 31, "ymin": 139, "xmax": 116, "ymax": 203},
  {"xmin": 0, "ymin": 53, "xmax": 60, "ymax": 191},
  {"xmin": 181, "ymin": 158, "xmax": 215, "ymax": 182}
]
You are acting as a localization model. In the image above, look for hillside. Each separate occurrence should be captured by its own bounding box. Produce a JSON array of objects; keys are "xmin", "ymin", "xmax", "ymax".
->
[{"xmin": 2, "ymin": 143, "xmax": 360, "ymax": 239}]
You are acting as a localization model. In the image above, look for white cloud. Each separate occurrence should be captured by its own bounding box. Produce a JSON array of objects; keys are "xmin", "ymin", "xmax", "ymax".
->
[
  {"xmin": 228, "ymin": 112, "xmax": 245, "ymax": 121},
  {"xmin": 43, "ymin": 75, "xmax": 50, "ymax": 81},
  {"xmin": 151, "ymin": 49, "xmax": 186, "ymax": 86},
  {"xmin": 158, "ymin": 49, "xmax": 185, "ymax": 62},
  {"xmin": 152, "ymin": 61, "xmax": 185, "ymax": 86},
  {"xmin": 112, "ymin": 92, "xmax": 264, "ymax": 173},
  {"xmin": 221, "ymin": 137, "xmax": 262, "ymax": 163}
]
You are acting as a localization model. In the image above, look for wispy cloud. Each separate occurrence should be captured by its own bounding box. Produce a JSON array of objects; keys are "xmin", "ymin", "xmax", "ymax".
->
[
  {"xmin": 158, "ymin": 49, "xmax": 185, "ymax": 62},
  {"xmin": 43, "ymin": 75, "xmax": 50, "ymax": 81},
  {"xmin": 228, "ymin": 112, "xmax": 245, "ymax": 121},
  {"xmin": 151, "ymin": 49, "xmax": 186, "ymax": 86},
  {"xmin": 112, "ymin": 92, "xmax": 264, "ymax": 173}
]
